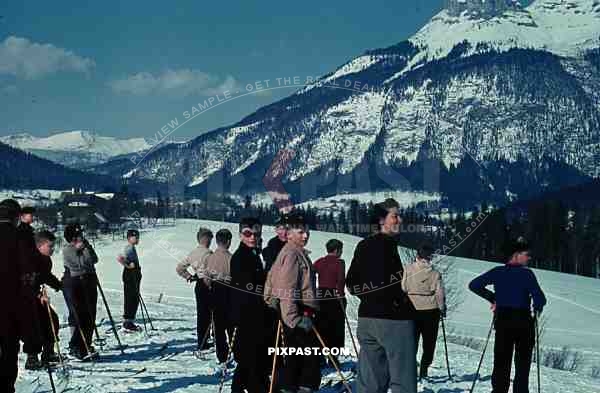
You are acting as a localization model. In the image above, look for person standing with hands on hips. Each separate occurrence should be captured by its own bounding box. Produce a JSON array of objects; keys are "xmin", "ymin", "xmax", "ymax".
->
[
  {"xmin": 469, "ymin": 237, "xmax": 547, "ymax": 393},
  {"xmin": 176, "ymin": 227, "xmax": 213, "ymax": 351},
  {"xmin": 117, "ymin": 229, "xmax": 142, "ymax": 332}
]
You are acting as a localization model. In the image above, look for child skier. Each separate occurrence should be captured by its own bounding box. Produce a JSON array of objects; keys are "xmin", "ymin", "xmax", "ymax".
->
[
  {"xmin": 24, "ymin": 230, "xmax": 63, "ymax": 369},
  {"xmin": 117, "ymin": 229, "xmax": 142, "ymax": 332}
]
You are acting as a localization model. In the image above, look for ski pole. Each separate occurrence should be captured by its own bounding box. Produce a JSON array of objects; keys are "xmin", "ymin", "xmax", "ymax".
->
[
  {"xmin": 469, "ymin": 315, "xmax": 495, "ymax": 393},
  {"xmin": 440, "ymin": 315, "xmax": 452, "ymax": 380},
  {"xmin": 197, "ymin": 311, "xmax": 213, "ymax": 354},
  {"xmin": 339, "ymin": 298, "xmax": 359, "ymax": 359},
  {"xmin": 95, "ymin": 277, "xmax": 125, "ymax": 354},
  {"xmin": 535, "ymin": 312, "xmax": 541, "ymax": 393},
  {"xmin": 46, "ymin": 363, "xmax": 57, "ymax": 393},
  {"xmin": 139, "ymin": 293, "xmax": 156, "ymax": 330},
  {"xmin": 63, "ymin": 290, "xmax": 95, "ymax": 360},
  {"xmin": 139, "ymin": 297, "xmax": 149, "ymax": 337},
  {"xmin": 33, "ymin": 290, "xmax": 56, "ymax": 393},
  {"xmin": 312, "ymin": 326, "xmax": 353, "ymax": 393},
  {"xmin": 218, "ymin": 325, "xmax": 238, "ymax": 393},
  {"xmin": 45, "ymin": 301, "xmax": 67, "ymax": 373},
  {"xmin": 268, "ymin": 321, "xmax": 282, "ymax": 393}
]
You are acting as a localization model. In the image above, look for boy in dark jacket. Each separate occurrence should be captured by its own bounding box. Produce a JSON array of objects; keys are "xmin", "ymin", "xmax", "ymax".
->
[
  {"xmin": 23, "ymin": 230, "xmax": 63, "ymax": 369},
  {"xmin": 117, "ymin": 229, "xmax": 142, "ymax": 332},
  {"xmin": 228, "ymin": 217, "xmax": 269, "ymax": 393},
  {"xmin": 469, "ymin": 237, "xmax": 547, "ymax": 393},
  {"xmin": 346, "ymin": 198, "xmax": 417, "ymax": 393},
  {"xmin": 262, "ymin": 217, "xmax": 287, "ymax": 273}
]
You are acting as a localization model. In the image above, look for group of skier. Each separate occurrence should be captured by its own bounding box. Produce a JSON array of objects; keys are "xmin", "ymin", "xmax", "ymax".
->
[
  {"xmin": 0, "ymin": 198, "xmax": 144, "ymax": 393},
  {"xmin": 0, "ymin": 195, "xmax": 548, "ymax": 393}
]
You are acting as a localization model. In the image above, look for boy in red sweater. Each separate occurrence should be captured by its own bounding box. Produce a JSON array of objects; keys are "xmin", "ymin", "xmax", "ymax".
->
[{"xmin": 313, "ymin": 239, "xmax": 346, "ymax": 368}]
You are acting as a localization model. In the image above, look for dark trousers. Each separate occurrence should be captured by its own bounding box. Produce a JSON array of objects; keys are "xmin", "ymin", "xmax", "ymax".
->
[
  {"xmin": 492, "ymin": 309, "xmax": 535, "ymax": 393},
  {"xmin": 62, "ymin": 274, "xmax": 76, "ymax": 327},
  {"xmin": 0, "ymin": 336, "xmax": 19, "ymax": 393},
  {"xmin": 414, "ymin": 309, "xmax": 440, "ymax": 369},
  {"xmin": 317, "ymin": 290, "xmax": 346, "ymax": 349},
  {"xmin": 123, "ymin": 268, "xmax": 142, "ymax": 321},
  {"xmin": 23, "ymin": 301, "xmax": 60, "ymax": 356},
  {"xmin": 232, "ymin": 319, "xmax": 269, "ymax": 393},
  {"xmin": 280, "ymin": 325, "xmax": 322, "ymax": 391},
  {"xmin": 194, "ymin": 281, "xmax": 211, "ymax": 350},
  {"xmin": 207, "ymin": 284, "xmax": 230, "ymax": 362},
  {"xmin": 67, "ymin": 274, "xmax": 98, "ymax": 353}
]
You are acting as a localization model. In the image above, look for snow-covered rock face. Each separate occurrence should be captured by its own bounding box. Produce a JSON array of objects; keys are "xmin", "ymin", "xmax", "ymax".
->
[
  {"xmin": 0, "ymin": 130, "xmax": 152, "ymax": 167},
  {"xmin": 445, "ymin": 0, "xmax": 522, "ymax": 18},
  {"xmin": 116, "ymin": 1, "xmax": 600, "ymax": 206},
  {"xmin": 411, "ymin": 0, "xmax": 600, "ymax": 66}
]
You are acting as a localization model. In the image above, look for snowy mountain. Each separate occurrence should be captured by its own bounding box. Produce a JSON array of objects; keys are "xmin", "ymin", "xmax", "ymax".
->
[
  {"xmin": 13, "ymin": 219, "xmax": 600, "ymax": 392},
  {"xmin": 100, "ymin": 0, "xmax": 600, "ymax": 207},
  {"xmin": 0, "ymin": 130, "xmax": 152, "ymax": 167},
  {"xmin": 0, "ymin": 141, "xmax": 165, "ymax": 195}
]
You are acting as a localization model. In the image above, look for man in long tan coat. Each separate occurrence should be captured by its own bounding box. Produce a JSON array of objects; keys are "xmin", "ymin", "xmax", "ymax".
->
[{"xmin": 265, "ymin": 213, "xmax": 321, "ymax": 393}]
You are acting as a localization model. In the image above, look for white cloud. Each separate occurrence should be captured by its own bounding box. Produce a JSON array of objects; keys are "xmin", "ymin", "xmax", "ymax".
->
[
  {"xmin": 109, "ymin": 69, "xmax": 239, "ymax": 97},
  {"xmin": 0, "ymin": 36, "xmax": 95, "ymax": 79}
]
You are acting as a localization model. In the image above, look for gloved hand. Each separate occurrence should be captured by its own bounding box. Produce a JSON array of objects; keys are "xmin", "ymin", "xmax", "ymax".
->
[
  {"xmin": 440, "ymin": 308, "xmax": 447, "ymax": 319},
  {"xmin": 187, "ymin": 274, "xmax": 199, "ymax": 283},
  {"xmin": 341, "ymin": 297, "xmax": 347, "ymax": 309},
  {"xmin": 297, "ymin": 315, "xmax": 313, "ymax": 333},
  {"xmin": 268, "ymin": 297, "xmax": 280, "ymax": 311}
]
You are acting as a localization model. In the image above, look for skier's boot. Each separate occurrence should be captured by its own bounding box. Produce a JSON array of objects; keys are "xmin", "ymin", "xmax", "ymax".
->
[
  {"xmin": 123, "ymin": 320, "xmax": 141, "ymax": 332},
  {"xmin": 419, "ymin": 364, "xmax": 428, "ymax": 380},
  {"xmin": 298, "ymin": 387, "xmax": 314, "ymax": 393},
  {"xmin": 41, "ymin": 348, "xmax": 62, "ymax": 365},
  {"xmin": 25, "ymin": 354, "xmax": 43, "ymax": 370}
]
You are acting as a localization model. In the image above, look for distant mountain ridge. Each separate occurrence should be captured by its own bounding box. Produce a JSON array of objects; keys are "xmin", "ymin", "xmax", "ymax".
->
[{"xmin": 0, "ymin": 130, "xmax": 151, "ymax": 167}]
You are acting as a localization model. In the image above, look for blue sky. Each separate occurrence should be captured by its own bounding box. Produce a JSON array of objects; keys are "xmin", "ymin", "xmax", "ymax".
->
[{"xmin": 0, "ymin": 0, "xmax": 444, "ymax": 140}]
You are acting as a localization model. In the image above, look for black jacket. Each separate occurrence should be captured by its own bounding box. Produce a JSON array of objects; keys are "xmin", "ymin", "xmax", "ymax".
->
[
  {"xmin": 36, "ymin": 255, "xmax": 62, "ymax": 292},
  {"xmin": 228, "ymin": 243, "xmax": 267, "ymax": 326},
  {"xmin": 262, "ymin": 236, "xmax": 286, "ymax": 272},
  {"xmin": 346, "ymin": 233, "xmax": 415, "ymax": 320},
  {"xmin": 0, "ymin": 221, "xmax": 22, "ymax": 337}
]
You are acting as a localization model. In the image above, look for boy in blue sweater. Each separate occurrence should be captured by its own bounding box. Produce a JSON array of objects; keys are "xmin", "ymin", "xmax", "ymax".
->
[{"xmin": 469, "ymin": 237, "xmax": 546, "ymax": 393}]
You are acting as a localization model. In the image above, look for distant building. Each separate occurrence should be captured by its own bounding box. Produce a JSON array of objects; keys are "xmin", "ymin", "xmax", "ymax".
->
[{"xmin": 58, "ymin": 188, "xmax": 113, "ymax": 231}]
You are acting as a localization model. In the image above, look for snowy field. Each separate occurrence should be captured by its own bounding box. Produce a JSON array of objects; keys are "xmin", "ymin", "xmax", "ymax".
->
[{"xmin": 15, "ymin": 219, "xmax": 600, "ymax": 392}]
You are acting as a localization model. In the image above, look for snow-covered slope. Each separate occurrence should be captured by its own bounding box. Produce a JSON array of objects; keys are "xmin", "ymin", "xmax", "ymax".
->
[
  {"xmin": 0, "ymin": 130, "xmax": 151, "ymax": 167},
  {"xmin": 14, "ymin": 219, "xmax": 600, "ymax": 392}
]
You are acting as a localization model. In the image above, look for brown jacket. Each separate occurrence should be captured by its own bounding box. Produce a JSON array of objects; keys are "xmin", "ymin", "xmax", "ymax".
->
[
  {"xmin": 401, "ymin": 259, "xmax": 446, "ymax": 312},
  {"xmin": 264, "ymin": 242, "xmax": 319, "ymax": 328},
  {"xmin": 175, "ymin": 245, "xmax": 212, "ymax": 281},
  {"xmin": 203, "ymin": 247, "xmax": 232, "ymax": 287}
]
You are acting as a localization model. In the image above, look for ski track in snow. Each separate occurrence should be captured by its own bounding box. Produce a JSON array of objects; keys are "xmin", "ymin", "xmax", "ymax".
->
[{"xmin": 14, "ymin": 219, "xmax": 600, "ymax": 392}]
